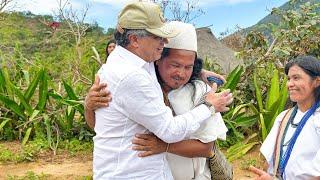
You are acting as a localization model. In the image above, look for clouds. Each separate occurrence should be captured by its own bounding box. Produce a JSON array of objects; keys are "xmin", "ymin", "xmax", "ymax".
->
[
  {"xmin": 15, "ymin": 0, "xmax": 59, "ymax": 14},
  {"xmin": 92, "ymin": 0, "xmax": 132, "ymax": 7},
  {"xmin": 92, "ymin": 0, "xmax": 256, "ymax": 8},
  {"xmin": 199, "ymin": 0, "xmax": 255, "ymax": 7},
  {"xmin": 13, "ymin": 0, "xmax": 257, "ymax": 15}
]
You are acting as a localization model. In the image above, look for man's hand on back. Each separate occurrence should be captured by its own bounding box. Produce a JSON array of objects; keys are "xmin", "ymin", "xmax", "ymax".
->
[{"xmin": 85, "ymin": 75, "xmax": 112, "ymax": 111}]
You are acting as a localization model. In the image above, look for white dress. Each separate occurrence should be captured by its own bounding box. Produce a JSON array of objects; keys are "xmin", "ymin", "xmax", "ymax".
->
[
  {"xmin": 167, "ymin": 80, "xmax": 228, "ymax": 180},
  {"xmin": 260, "ymin": 107, "xmax": 320, "ymax": 179}
]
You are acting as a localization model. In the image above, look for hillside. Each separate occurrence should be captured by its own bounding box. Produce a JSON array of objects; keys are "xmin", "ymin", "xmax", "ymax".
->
[
  {"xmin": 0, "ymin": 11, "xmax": 109, "ymax": 86},
  {"xmin": 222, "ymin": 0, "xmax": 320, "ymax": 45}
]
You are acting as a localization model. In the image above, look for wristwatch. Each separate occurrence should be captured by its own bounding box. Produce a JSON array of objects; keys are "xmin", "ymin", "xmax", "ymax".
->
[{"xmin": 204, "ymin": 100, "xmax": 215, "ymax": 115}]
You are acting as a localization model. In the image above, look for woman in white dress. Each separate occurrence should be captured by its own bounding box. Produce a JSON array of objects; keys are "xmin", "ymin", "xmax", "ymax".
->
[{"xmin": 250, "ymin": 55, "xmax": 320, "ymax": 180}]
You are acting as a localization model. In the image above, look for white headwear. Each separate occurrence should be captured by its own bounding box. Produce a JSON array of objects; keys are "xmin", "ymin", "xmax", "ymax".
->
[{"xmin": 165, "ymin": 21, "xmax": 197, "ymax": 52}]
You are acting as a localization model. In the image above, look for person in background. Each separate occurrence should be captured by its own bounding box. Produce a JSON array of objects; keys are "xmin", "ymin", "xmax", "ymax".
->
[
  {"xmin": 105, "ymin": 39, "xmax": 116, "ymax": 62},
  {"xmin": 250, "ymin": 55, "xmax": 320, "ymax": 180}
]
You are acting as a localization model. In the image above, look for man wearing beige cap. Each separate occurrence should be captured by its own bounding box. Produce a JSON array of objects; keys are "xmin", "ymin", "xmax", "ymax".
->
[
  {"xmin": 130, "ymin": 21, "xmax": 230, "ymax": 180},
  {"xmin": 91, "ymin": 1, "xmax": 232, "ymax": 179}
]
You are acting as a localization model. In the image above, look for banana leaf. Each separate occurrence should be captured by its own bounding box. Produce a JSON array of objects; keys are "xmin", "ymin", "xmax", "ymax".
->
[
  {"xmin": 224, "ymin": 66, "xmax": 243, "ymax": 92},
  {"xmin": 12, "ymin": 85, "xmax": 33, "ymax": 116},
  {"xmin": 253, "ymin": 71, "xmax": 263, "ymax": 112},
  {"xmin": 266, "ymin": 69, "xmax": 280, "ymax": 110},
  {"xmin": 0, "ymin": 94, "xmax": 26, "ymax": 120},
  {"xmin": 22, "ymin": 127, "xmax": 32, "ymax": 146},
  {"xmin": 37, "ymin": 70, "xmax": 48, "ymax": 111},
  {"xmin": 24, "ymin": 69, "xmax": 43, "ymax": 103},
  {"xmin": 63, "ymin": 80, "xmax": 78, "ymax": 100},
  {"xmin": 0, "ymin": 118, "xmax": 11, "ymax": 131}
]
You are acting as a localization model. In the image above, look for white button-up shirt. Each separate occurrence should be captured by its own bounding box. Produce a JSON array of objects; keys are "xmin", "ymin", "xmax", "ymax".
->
[
  {"xmin": 93, "ymin": 46, "xmax": 212, "ymax": 180},
  {"xmin": 261, "ymin": 108, "xmax": 320, "ymax": 179}
]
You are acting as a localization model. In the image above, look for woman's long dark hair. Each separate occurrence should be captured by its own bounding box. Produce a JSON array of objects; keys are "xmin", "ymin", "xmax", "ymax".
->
[
  {"xmin": 285, "ymin": 55, "xmax": 320, "ymax": 102},
  {"xmin": 105, "ymin": 39, "xmax": 116, "ymax": 61}
]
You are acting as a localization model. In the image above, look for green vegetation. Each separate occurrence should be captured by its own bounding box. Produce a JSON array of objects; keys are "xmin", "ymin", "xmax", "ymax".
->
[
  {"xmin": 0, "ymin": 0, "xmax": 319, "ymax": 162},
  {"xmin": 7, "ymin": 171, "xmax": 49, "ymax": 180},
  {"xmin": 205, "ymin": 0, "xmax": 320, "ymax": 160}
]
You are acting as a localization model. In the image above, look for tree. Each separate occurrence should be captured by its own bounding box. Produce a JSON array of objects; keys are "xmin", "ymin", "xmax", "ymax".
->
[
  {"xmin": 0, "ymin": 0, "xmax": 15, "ymax": 13},
  {"xmin": 55, "ymin": 0, "xmax": 91, "ymax": 85},
  {"xmin": 153, "ymin": 0, "xmax": 205, "ymax": 24}
]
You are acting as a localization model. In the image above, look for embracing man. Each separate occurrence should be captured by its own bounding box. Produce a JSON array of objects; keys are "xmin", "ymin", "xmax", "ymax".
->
[{"xmin": 86, "ymin": 1, "xmax": 233, "ymax": 179}]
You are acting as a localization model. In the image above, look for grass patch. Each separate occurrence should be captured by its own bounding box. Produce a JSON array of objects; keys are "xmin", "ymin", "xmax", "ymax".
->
[
  {"xmin": 7, "ymin": 171, "xmax": 49, "ymax": 180},
  {"xmin": 240, "ymin": 158, "xmax": 257, "ymax": 170}
]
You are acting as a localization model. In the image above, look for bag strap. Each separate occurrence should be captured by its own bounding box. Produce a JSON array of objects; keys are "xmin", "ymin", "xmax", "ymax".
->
[{"xmin": 273, "ymin": 108, "xmax": 293, "ymax": 177}]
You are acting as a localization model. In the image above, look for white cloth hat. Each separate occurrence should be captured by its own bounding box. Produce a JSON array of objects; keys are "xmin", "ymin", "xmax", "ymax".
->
[{"xmin": 165, "ymin": 21, "xmax": 197, "ymax": 52}]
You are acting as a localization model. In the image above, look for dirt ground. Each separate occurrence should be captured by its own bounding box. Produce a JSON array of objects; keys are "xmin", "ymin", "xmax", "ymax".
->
[{"xmin": 0, "ymin": 141, "xmax": 266, "ymax": 179}]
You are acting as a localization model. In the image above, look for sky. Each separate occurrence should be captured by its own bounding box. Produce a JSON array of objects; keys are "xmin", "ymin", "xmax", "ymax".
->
[{"xmin": 13, "ymin": 0, "xmax": 289, "ymax": 37}]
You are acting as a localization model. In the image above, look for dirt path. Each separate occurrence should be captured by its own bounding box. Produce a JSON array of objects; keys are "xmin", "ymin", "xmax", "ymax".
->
[
  {"xmin": 0, "ymin": 142, "xmax": 266, "ymax": 179},
  {"xmin": 0, "ymin": 159, "xmax": 92, "ymax": 179}
]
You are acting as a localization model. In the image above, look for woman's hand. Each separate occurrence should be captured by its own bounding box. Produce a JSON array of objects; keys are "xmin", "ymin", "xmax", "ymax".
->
[
  {"xmin": 132, "ymin": 133, "xmax": 168, "ymax": 157},
  {"xmin": 249, "ymin": 166, "xmax": 273, "ymax": 180}
]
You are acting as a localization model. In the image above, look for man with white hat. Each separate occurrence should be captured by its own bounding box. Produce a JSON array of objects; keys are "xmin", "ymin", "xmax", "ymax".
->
[
  {"xmin": 90, "ymin": 1, "xmax": 233, "ymax": 179},
  {"xmin": 131, "ymin": 21, "xmax": 230, "ymax": 180}
]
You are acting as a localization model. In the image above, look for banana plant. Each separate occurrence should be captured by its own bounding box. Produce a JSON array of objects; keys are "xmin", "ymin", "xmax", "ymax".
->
[
  {"xmin": 0, "ymin": 67, "xmax": 48, "ymax": 143},
  {"xmin": 253, "ymin": 66, "xmax": 288, "ymax": 140},
  {"xmin": 223, "ymin": 65, "xmax": 244, "ymax": 92},
  {"xmin": 47, "ymin": 80, "xmax": 85, "ymax": 137},
  {"xmin": 221, "ymin": 66, "xmax": 261, "ymax": 160}
]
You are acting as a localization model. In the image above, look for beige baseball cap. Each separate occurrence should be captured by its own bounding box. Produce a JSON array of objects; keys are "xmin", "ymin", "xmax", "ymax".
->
[{"xmin": 117, "ymin": 1, "xmax": 179, "ymax": 38}]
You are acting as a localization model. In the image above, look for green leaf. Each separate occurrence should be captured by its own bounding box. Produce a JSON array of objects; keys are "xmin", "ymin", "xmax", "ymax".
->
[
  {"xmin": 224, "ymin": 66, "xmax": 243, "ymax": 92},
  {"xmin": 0, "ymin": 94, "xmax": 26, "ymax": 120},
  {"xmin": 227, "ymin": 141, "xmax": 259, "ymax": 162},
  {"xmin": 22, "ymin": 127, "xmax": 32, "ymax": 146},
  {"xmin": 259, "ymin": 113, "xmax": 268, "ymax": 140},
  {"xmin": 48, "ymin": 91, "xmax": 63, "ymax": 101},
  {"xmin": 12, "ymin": 85, "xmax": 33, "ymax": 116},
  {"xmin": 0, "ymin": 69, "xmax": 5, "ymax": 92},
  {"xmin": 266, "ymin": 69, "xmax": 280, "ymax": 110},
  {"xmin": 29, "ymin": 110, "xmax": 40, "ymax": 122},
  {"xmin": 24, "ymin": 69, "xmax": 42, "ymax": 103},
  {"xmin": 278, "ymin": 77, "xmax": 288, "ymax": 113},
  {"xmin": 63, "ymin": 80, "xmax": 78, "ymax": 100},
  {"xmin": 66, "ymin": 106, "xmax": 75, "ymax": 130},
  {"xmin": 0, "ymin": 118, "xmax": 11, "ymax": 131},
  {"xmin": 231, "ymin": 103, "xmax": 255, "ymax": 119},
  {"xmin": 37, "ymin": 70, "xmax": 48, "ymax": 111},
  {"xmin": 234, "ymin": 115, "xmax": 258, "ymax": 128},
  {"xmin": 2, "ymin": 68, "xmax": 14, "ymax": 98},
  {"xmin": 227, "ymin": 134, "xmax": 259, "ymax": 161},
  {"xmin": 44, "ymin": 115, "xmax": 52, "ymax": 146},
  {"xmin": 253, "ymin": 71, "xmax": 263, "ymax": 112}
]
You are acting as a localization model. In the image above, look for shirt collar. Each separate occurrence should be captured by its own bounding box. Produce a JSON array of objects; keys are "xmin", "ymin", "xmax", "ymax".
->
[{"xmin": 115, "ymin": 45, "xmax": 147, "ymax": 68}]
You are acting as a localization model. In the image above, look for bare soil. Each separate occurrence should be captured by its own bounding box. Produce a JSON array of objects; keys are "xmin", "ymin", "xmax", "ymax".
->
[{"xmin": 0, "ymin": 141, "xmax": 266, "ymax": 179}]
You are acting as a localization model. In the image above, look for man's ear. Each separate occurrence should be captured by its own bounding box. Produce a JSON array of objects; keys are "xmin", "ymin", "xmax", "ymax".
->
[
  {"xmin": 128, "ymin": 34, "xmax": 139, "ymax": 48},
  {"xmin": 315, "ymin": 76, "xmax": 320, "ymax": 87}
]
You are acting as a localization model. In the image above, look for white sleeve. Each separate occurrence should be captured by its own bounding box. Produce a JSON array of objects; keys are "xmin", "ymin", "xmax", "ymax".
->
[
  {"xmin": 190, "ymin": 81, "xmax": 228, "ymax": 142},
  {"xmin": 260, "ymin": 110, "xmax": 288, "ymax": 174},
  {"xmin": 117, "ymin": 72, "xmax": 212, "ymax": 143},
  {"xmin": 191, "ymin": 112, "xmax": 228, "ymax": 143},
  {"xmin": 296, "ymin": 115, "xmax": 320, "ymax": 178}
]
